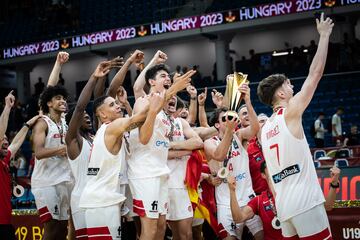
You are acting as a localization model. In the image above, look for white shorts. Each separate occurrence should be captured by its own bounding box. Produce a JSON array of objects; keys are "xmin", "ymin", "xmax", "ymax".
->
[
  {"xmin": 32, "ymin": 181, "xmax": 72, "ymax": 223},
  {"xmin": 120, "ymin": 184, "xmax": 130, "ymax": 217},
  {"xmin": 129, "ymin": 175, "xmax": 168, "ymax": 219},
  {"xmin": 70, "ymin": 193, "xmax": 87, "ymax": 235},
  {"xmin": 217, "ymin": 205, "xmax": 263, "ymax": 238},
  {"xmin": 85, "ymin": 204, "xmax": 122, "ymax": 239},
  {"xmin": 167, "ymin": 188, "xmax": 193, "ymax": 221},
  {"xmin": 281, "ymin": 204, "xmax": 332, "ymax": 239}
]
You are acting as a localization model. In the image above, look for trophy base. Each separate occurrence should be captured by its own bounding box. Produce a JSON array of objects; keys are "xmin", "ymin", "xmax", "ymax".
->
[
  {"xmin": 223, "ymin": 111, "xmax": 239, "ymax": 122},
  {"xmin": 217, "ymin": 167, "xmax": 229, "ymax": 179}
]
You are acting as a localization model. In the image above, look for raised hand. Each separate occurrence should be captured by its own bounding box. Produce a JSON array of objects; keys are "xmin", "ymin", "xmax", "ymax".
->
[
  {"xmin": 116, "ymin": 86, "xmax": 128, "ymax": 104},
  {"xmin": 198, "ymin": 87, "xmax": 207, "ymax": 106},
  {"xmin": 316, "ymin": 12, "xmax": 334, "ymax": 36},
  {"xmin": 93, "ymin": 57, "xmax": 124, "ymax": 78},
  {"xmin": 227, "ymin": 176, "xmax": 236, "ymax": 191},
  {"xmin": 56, "ymin": 52, "xmax": 69, "ymax": 65},
  {"xmin": 186, "ymin": 85, "xmax": 197, "ymax": 99},
  {"xmin": 148, "ymin": 91, "xmax": 165, "ymax": 113},
  {"xmin": 330, "ymin": 165, "xmax": 340, "ymax": 184},
  {"xmin": 5, "ymin": 90, "xmax": 15, "ymax": 108},
  {"xmin": 152, "ymin": 50, "xmax": 167, "ymax": 65},
  {"xmin": 128, "ymin": 50, "xmax": 144, "ymax": 65},
  {"xmin": 238, "ymin": 83, "xmax": 250, "ymax": 102},
  {"xmin": 173, "ymin": 70, "xmax": 196, "ymax": 89},
  {"xmin": 211, "ymin": 89, "xmax": 223, "ymax": 108}
]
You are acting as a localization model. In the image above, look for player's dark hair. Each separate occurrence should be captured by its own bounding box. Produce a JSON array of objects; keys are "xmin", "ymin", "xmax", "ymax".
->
[
  {"xmin": 39, "ymin": 85, "xmax": 68, "ymax": 114},
  {"xmin": 257, "ymin": 74, "xmax": 288, "ymax": 106}
]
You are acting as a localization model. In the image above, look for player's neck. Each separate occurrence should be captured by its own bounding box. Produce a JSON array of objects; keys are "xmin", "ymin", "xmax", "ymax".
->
[
  {"xmin": 272, "ymin": 101, "xmax": 288, "ymax": 112},
  {"xmin": 48, "ymin": 109, "xmax": 61, "ymax": 123}
]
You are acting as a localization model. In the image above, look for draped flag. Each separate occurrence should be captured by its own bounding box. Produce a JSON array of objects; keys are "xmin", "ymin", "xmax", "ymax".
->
[{"xmin": 185, "ymin": 150, "xmax": 227, "ymax": 239}]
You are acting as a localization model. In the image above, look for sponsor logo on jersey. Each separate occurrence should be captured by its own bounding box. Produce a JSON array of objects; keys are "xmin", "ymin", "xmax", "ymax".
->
[
  {"xmin": 264, "ymin": 205, "xmax": 272, "ymax": 211},
  {"xmin": 87, "ymin": 167, "xmax": 100, "ymax": 176},
  {"xmin": 155, "ymin": 140, "xmax": 169, "ymax": 148},
  {"xmin": 266, "ymin": 125, "xmax": 280, "ymax": 139},
  {"xmin": 255, "ymin": 156, "xmax": 262, "ymax": 162},
  {"xmin": 235, "ymin": 172, "xmax": 246, "ymax": 181},
  {"xmin": 272, "ymin": 164, "xmax": 300, "ymax": 184}
]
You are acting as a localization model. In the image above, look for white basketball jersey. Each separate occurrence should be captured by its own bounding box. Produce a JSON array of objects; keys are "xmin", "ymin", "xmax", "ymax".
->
[
  {"xmin": 214, "ymin": 134, "xmax": 255, "ymax": 207},
  {"xmin": 168, "ymin": 118, "xmax": 189, "ymax": 189},
  {"xmin": 127, "ymin": 110, "xmax": 171, "ymax": 179},
  {"xmin": 68, "ymin": 138, "xmax": 91, "ymax": 201},
  {"xmin": 118, "ymin": 134, "xmax": 129, "ymax": 185},
  {"xmin": 261, "ymin": 108, "xmax": 325, "ymax": 221},
  {"xmin": 79, "ymin": 123, "xmax": 126, "ymax": 208},
  {"xmin": 31, "ymin": 115, "xmax": 72, "ymax": 188}
]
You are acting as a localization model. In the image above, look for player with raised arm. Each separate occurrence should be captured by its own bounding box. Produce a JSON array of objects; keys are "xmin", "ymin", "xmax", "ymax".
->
[
  {"xmin": 65, "ymin": 59, "xmax": 122, "ymax": 239},
  {"xmin": 128, "ymin": 62, "xmax": 195, "ymax": 240},
  {"xmin": 204, "ymin": 83, "xmax": 263, "ymax": 240},
  {"xmin": 0, "ymin": 92, "xmax": 41, "ymax": 240},
  {"xmin": 257, "ymin": 13, "xmax": 334, "ymax": 239},
  {"xmin": 78, "ymin": 82, "xmax": 156, "ymax": 239}
]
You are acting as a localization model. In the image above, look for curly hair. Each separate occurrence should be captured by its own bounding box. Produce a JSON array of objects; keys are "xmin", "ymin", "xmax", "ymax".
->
[
  {"xmin": 257, "ymin": 74, "xmax": 287, "ymax": 106},
  {"xmin": 39, "ymin": 85, "xmax": 68, "ymax": 113}
]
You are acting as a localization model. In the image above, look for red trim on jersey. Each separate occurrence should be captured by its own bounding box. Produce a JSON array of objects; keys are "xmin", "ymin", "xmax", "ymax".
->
[
  {"xmin": 277, "ymin": 108, "xmax": 284, "ymax": 115},
  {"xmin": 300, "ymin": 227, "xmax": 332, "ymax": 240},
  {"xmin": 87, "ymin": 227, "xmax": 111, "ymax": 239},
  {"xmin": 133, "ymin": 199, "xmax": 146, "ymax": 217},
  {"xmin": 75, "ymin": 228, "xmax": 88, "ymax": 240},
  {"xmin": 38, "ymin": 206, "xmax": 53, "ymax": 223}
]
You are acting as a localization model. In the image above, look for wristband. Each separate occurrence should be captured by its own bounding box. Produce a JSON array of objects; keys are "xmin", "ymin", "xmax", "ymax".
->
[
  {"xmin": 190, "ymin": 97, "xmax": 197, "ymax": 101},
  {"xmin": 330, "ymin": 181, "xmax": 340, "ymax": 188},
  {"xmin": 23, "ymin": 123, "xmax": 30, "ymax": 128}
]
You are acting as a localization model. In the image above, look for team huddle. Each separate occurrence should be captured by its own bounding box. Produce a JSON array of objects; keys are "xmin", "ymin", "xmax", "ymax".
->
[{"xmin": 2, "ymin": 13, "xmax": 339, "ymax": 240}]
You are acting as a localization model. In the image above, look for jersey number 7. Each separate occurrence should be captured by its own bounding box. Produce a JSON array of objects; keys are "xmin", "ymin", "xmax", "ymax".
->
[{"xmin": 270, "ymin": 143, "xmax": 280, "ymax": 165}]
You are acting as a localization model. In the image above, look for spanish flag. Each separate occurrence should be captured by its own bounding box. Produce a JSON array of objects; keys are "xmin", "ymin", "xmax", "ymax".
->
[{"xmin": 185, "ymin": 150, "xmax": 227, "ymax": 239}]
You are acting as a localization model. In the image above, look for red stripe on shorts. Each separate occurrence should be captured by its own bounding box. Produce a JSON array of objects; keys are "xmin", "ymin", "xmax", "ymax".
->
[
  {"xmin": 38, "ymin": 206, "xmax": 50, "ymax": 214},
  {"xmin": 87, "ymin": 227, "xmax": 111, "ymax": 236},
  {"xmin": 38, "ymin": 207, "xmax": 52, "ymax": 223},
  {"xmin": 133, "ymin": 199, "xmax": 146, "ymax": 217},
  {"xmin": 284, "ymin": 236, "xmax": 300, "ymax": 240},
  {"xmin": 300, "ymin": 228, "xmax": 332, "ymax": 240},
  {"xmin": 75, "ymin": 228, "xmax": 88, "ymax": 239}
]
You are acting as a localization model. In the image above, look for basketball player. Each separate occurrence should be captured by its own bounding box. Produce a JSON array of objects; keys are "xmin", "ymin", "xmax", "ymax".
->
[
  {"xmin": 78, "ymin": 89, "xmax": 160, "ymax": 239},
  {"xmin": 228, "ymin": 162, "xmax": 341, "ymax": 240},
  {"xmin": 257, "ymin": 13, "xmax": 334, "ymax": 239},
  {"xmin": 166, "ymin": 96, "xmax": 203, "ymax": 240},
  {"xmin": 204, "ymin": 83, "xmax": 263, "ymax": 240},
  {"xmin": 32, "ymin": 85, "xmax": 71, "ymax": 240},
  {"xmin": 127, "ymin": 64, "xmax": 195, "ymax": 240},
  {"xmin": 65, "ymin": 59, "xmax": 122, "ymax": 239}
]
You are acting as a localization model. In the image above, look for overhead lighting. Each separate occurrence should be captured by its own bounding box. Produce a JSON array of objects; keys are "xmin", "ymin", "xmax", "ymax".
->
[
  {"xmin": 303, "ymin": 49, "xmax": 308, "ymax": 53},
  {"xmin": 272, "ymin": 51, "xmax": 289, "ymax": 56}
]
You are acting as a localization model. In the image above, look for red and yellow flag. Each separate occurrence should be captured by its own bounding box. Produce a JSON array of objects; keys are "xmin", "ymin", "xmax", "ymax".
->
[{"xmin": 185, "ymin": 150, "xmax": 227, "ymax": 239}]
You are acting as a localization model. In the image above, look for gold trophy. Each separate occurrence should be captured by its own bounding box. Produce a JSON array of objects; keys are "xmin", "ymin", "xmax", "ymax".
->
[
  {"xmin": 223, "ymin": 72, "xmax": 250, "ymax": 121},
  {"xmin": 217, "ymin": 72, "xmax": 249, "ymax": 179}
]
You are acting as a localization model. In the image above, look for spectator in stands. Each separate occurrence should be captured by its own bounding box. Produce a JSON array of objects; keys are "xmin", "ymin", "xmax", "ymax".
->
[
  {"xmin": 58, "ymin": 73, "xmax": 65, "ymax": 86},
  {"xmin": 344, "ymin": 125, "xmax": 359, "ymax": 146},
  {"xmin": 34, "ymin": 77, "xmax": 45, "ymax": 95},
  {"xmin": 314, "ymin": 112, "xmax": 327, "ymax": 148},
  {"xmin": 332, "ymin": 107, "xmax": 344, "ymax": 145}
]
